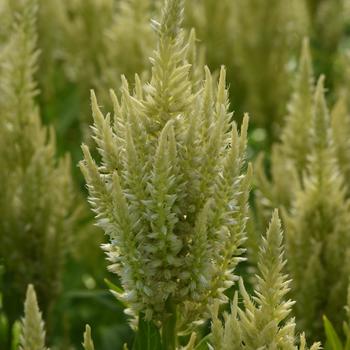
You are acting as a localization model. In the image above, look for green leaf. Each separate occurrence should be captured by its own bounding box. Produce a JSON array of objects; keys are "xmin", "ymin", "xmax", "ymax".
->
[
  {"xmin": 104, "ymin": 278, "xmax": 124, "ymax": 295},
  {"xmin": 193, "ymin": 334, "xmax": 211, "ymax": 350},
  {"xmin": 104, "ymin": 278, "xmax": 128, "ymax": 309},
  {"xmin": 0, "ymin": 313, "xmax": 8, "ymax": 348},
  {"xmin": 132, "ymin": 314, "xmax": 162, "ymax": 350},
  {"xmin": 345, "ymin": 336, "xmax": 350, "ymax": 350},
  {"xmin": 323, "ymin": 315, "xmax": 343, "ymax": 350},
  {"xmin": 344, "ymin": 323, "xmax": 350, "ymax": 350}
]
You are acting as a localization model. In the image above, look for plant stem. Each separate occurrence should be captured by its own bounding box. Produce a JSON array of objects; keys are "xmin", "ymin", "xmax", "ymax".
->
[{"xmin": 162, "ymin": 298, "xmax": 177, "ymax": 350}]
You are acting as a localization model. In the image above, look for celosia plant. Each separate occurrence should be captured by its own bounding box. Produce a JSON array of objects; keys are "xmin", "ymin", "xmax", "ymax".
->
[
  {"xmin": 253, "ymin": 36, "xmax": 350, "ymax": 341},
  {"xmin": 251, "ymin": 39, "xmax": 314, "ymax": 261},
  {"xmin": 0, "ymin": 0, "xmax": 76, "ymax": 330},
  {"xmin": 322, "ymin": 281, "xmax": 350, "ymax": 349},
  {"xmin": 285, "ymin": 77, "xmax": 350, "ymax": 340},
  {"xmin": 210, "ymin": 210, "xmax": 321, "ymax": 350},
  {"xmin": 254, "ymin": 38, "xmax": 314, "ymax": 222},
  {"xmin": 80, "ymin": 0, "xmax": 250, "ymax": 346}
]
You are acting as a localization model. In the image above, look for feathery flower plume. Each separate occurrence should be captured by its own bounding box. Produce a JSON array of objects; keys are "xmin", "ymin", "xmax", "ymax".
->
[{"xmin": 80, "ymin": 0, "xmax": 250, "ymax": 327}]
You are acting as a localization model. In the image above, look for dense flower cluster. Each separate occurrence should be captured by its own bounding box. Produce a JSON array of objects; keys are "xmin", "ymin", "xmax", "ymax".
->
[{"xmin": 80, "ymin": 0, "xmax": 250, "ymax": 324}]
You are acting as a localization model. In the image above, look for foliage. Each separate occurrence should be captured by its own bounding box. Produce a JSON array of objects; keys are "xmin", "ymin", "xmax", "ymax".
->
[{"xmin": 322, "ymin": 282, "xmax": 350, "ymax": 350}]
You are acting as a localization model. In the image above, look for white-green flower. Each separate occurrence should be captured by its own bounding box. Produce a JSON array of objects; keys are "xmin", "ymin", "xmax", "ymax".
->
[{"xmin": 81, "ymin": 0, "xmax": 250, "ymax": 325}]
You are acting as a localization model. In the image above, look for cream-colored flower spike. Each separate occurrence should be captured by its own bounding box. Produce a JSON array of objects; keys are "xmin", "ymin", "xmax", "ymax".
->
[
  {"xmin": 280, "ymin": 37, "xmax": 314, "ymax": 174},
  {"xmin": 210, "ymin": 210, "xmax": 321, "ymax": 350},
  {"xmin": 285, "ymin": 76, "xmax": 350, "ymax": 339},
  {"xmin": 0, "ymin": 0, "xmax": 76, "ymax": 321},
  {"xmin": 254, "ymin": 38, "xmax": 314, "ymax": 229},
  {"xmin": 19, "ymin": 285, "xmax": 48, "ymax": 350},
  {"xmin": 80, "ymin": 0, "xmax": 250, "ymax": 325}
]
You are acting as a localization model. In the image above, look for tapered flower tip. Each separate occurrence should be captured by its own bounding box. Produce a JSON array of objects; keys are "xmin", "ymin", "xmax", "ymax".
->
[
  {"xmin": 313, "ymin": 75, "xmax": 329, "ymax": 150},
  {"xmin": 265, "ymin": 209, "xmax": 283, "ymax": 249},
  {"xmin": 26, "ymin": 284, "xmax": 36, "ymax": 303},
  {"xmin": 159, "ymin": 0, "xmax": 184, "ymax": 38},
  {"xmin": 217, "ymin": 66, "xmax": 227, "ymax": 106},
  {"xmin": 299, "ymin": 37, "xmax": 312, "ymax": 74},
  {"xmin": 83, "ymin": 324, "xmax": 95, "ymax": 350}
]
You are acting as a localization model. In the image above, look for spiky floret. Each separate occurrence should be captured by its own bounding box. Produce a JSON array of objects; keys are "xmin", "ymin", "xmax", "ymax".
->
[
  {"xmin": 80, "ymin": 0, "xmax": 250, "ymax": 324},
  {"xmin": 0, "ymin": 0, "xmax": 76, "ymax": 321},
  {"xmin": 210, "ymin": 211, "xmax": 321, "ymax": 350},
  {"xmin": 19, "ymin": 285, "xmax": 48, "ymax": 350},
  {"xmin": 285, "ymin": 77, "xmax": 350, "ymax": 339}
]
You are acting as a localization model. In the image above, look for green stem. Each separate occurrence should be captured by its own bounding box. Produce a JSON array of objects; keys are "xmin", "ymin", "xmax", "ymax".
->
[{"xmin": 162, "ymin": 298, "xmax": 177, "ymax": 350}]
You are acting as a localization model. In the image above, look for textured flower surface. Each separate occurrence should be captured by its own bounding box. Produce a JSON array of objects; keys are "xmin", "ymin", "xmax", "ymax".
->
[{"xmin": 80, "ymin": 0, "xmax": 250, "ymax": 325}]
